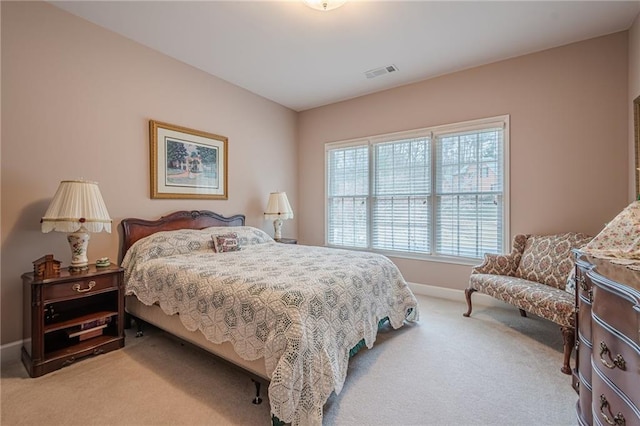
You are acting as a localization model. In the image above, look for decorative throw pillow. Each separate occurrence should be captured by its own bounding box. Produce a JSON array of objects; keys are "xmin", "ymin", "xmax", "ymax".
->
[
  {"xmin": 515, "ymin": 232, "xmax": 592, "ymax": 289},
  {"xmin": 212, "ymin": 232, "xmax": 241, "ymax": 253}
]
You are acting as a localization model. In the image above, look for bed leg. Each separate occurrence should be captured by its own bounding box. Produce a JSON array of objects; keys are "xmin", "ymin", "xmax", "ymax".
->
[
  {"xmin": 135, "ymin": 318, "xmax": 144, "ymax": 338},
  {"xmin": 124, "ymin": 312, "xmax": 133, "ymax": 329},
  {"xmin": 252, "ymin": 379, "xmax": 263, "ymax": 405}
]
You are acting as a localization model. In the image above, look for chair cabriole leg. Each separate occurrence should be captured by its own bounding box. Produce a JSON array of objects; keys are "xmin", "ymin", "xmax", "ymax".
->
[
  {"xmin": 463, "ymin": 288, "xmax": 476, "ymax": 317},
  {"xmin": 560, "ymin": 326, "xmax": 574, "ymax": 375}
]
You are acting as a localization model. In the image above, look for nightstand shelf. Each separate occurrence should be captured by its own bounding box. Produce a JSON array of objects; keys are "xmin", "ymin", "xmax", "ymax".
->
[
  {"xmin": 22, "ymin": 264, "xmax": 125, "ymax": 377},
  {"xmin": 44, "ymin": 310, "xmax": 117, "ymax": 333},
  {"xmin": 45, "ymin": 334, "xmax": 121, "ymax": 361}
]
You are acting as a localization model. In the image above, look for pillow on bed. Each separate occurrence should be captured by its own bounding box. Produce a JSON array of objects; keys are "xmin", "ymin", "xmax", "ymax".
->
[
  {"xmin": 209, "ymin": 226, "xmax": 274, "ymax": 246},
  {"xmin": 212, "ymin": 232, "xmax": 241, "ymax": 253}
]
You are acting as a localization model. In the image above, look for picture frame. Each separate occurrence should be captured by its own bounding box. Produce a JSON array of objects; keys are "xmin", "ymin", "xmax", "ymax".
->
[{"xmin": 150, "ymin": 120, "xmax": 228, "ymax": 199}]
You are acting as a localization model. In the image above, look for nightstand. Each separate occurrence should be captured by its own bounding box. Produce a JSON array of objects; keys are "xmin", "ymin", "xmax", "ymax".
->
[
  {"xmin": 275, "ymin": 238, "xmax": 297, "ymax": 244},
  {"xmin": 21, "ymin": 264, "xmax": 125, "ymax": 377}
]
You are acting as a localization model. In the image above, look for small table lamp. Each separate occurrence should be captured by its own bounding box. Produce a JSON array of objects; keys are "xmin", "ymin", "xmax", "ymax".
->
[
  {"xmin": 41, "ymin": 180, "xmax": 112, "ymax": 271},
  {"xmin": 264, "ymin": 191, "xmax": 293, "ymax": 240}
]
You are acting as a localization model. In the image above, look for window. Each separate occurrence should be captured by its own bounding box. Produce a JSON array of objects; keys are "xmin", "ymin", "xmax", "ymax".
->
[{"xmin": 326, "ymin": 116, "xmax": 509, "ymax": 261}]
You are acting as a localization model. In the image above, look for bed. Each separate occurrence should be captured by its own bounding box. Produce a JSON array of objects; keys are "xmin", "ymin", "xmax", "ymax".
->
[{"xmin": 120, "ymin": 210, "xmax": 419, "ymax": 425}]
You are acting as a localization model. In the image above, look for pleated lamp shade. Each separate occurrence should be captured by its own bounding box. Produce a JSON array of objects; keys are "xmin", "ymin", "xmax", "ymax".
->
[
  {"xmin": 264, "ymin": 192, "xmax": 294, "ymax": 220},
  {"xmin": 41, "ymin": 180, "xmax": 112, "ymax": 233}
]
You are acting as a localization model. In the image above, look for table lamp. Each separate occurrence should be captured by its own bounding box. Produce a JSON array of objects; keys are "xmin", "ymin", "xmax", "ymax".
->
[
  {"xmin": 41, "ymin": 180, "xmax": 112, "ymax": 271},
  {"xmin": 264, "ymin": 192, "xmax": 293, "ymax": 240}
]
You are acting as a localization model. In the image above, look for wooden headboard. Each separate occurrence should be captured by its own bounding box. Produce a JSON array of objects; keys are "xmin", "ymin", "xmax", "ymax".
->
[{"xmin": 120, "ymin": 210, "xmax": 245, "ymax": 258}]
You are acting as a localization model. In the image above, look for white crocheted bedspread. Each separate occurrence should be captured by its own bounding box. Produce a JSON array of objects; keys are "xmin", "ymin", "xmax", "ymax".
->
[{"xmin": 122, "ymin": 226, "xmax": 419, "ymax": 425}]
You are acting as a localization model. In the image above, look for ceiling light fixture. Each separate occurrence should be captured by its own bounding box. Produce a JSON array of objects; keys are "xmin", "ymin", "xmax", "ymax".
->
[{"xmin": 304, "ymin": 0, "xmax": 346, "ymax": 11}]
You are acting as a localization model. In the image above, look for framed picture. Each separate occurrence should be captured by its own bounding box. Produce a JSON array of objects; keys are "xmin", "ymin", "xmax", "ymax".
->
[{"xmin": 150, "ymin": 120, "xmax": 228, "ymax": 199}]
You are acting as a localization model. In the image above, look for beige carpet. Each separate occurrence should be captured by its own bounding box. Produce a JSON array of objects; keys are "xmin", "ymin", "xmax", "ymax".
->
[{"xmin": 1, "ymin": 295, "xmax": 577, "ymax": 425}]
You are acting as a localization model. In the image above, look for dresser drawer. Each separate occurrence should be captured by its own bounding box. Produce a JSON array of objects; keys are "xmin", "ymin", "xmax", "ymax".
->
[
  {"xmin": 592, "ymin": 367, "xmax": 640, "ymax": 426},
  {"xmin": 592, "ymin": 284, "xmax": 640, "ymax": 347},
  {"xmin": 577, "ymin": 370, "xmax": 593, "ymax": 426},
  {"xmin": 43, "ymin": 274, "xmax": 118, "ymax": 302},
  {"xmin": 577, "ymin": 333, "xmax": 593, "ymax": 387},
  {"xmin": 592, "ymin": 322, "xmax": 640, "ymax": 408},
  {"xmin": 576, "ymin": 266, "xmax": 593, "ymax": 302},
  {"xmin": 578, "ymin": 299, "xmax": 592, "ymax": 344}
]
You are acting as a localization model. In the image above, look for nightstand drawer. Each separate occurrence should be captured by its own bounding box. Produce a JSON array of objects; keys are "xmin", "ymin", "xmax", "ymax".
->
[{"xmin": 43, "ymin": 274, "xmax": 118, "ymax": 301}]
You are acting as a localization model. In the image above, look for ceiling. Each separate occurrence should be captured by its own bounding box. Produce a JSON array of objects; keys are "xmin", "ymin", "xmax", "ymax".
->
[{"xmin": 51, "ymin": 1, "xmax": 640, "ymax": 112}]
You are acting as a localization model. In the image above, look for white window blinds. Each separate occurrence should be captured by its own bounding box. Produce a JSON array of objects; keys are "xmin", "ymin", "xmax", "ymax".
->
[
  {"xmin": 327, "ymin": 144, "xmax": 369, "ymax": 248},
  {"xmin": 325, "ymin": 116, "xmax": 508, "ymax": 261},
  {"xmin": 373, "ymin": 138, "xmax": 431, "ymax": 253},
  {"xmin": 435, "ymin": 127, "xmax": 504, "ymax": 257}
]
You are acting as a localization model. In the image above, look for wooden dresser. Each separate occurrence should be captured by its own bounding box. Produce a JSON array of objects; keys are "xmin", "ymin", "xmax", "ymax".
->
[{"xmin": 574, "ymin": 252, "xmax": 640, "ymax": 426}]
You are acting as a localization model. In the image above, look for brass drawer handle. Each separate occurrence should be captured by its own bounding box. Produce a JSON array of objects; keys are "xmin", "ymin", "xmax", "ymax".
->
[
  {"xmin": 599, "ymin": 395, "xmax": 625, "ymax": 425},
  {"xmin": 72, "ymin": 281, "xmax": 96, "ymax": 293},
  {"xmin": 599, "ymin": 342, "xmax": 626, "ymax": 370}
]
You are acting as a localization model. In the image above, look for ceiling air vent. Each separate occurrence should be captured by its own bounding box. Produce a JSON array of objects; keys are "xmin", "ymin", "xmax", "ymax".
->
[{"xmin": 364, "ymin": 64, "xmax": 398, "ymax": 79}]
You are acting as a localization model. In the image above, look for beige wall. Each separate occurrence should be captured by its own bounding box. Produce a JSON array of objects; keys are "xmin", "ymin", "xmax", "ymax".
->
[
  {"xmin": 298, "ymin": 32, "xmax": 629, "ymax": 291},
  {"xmin": 0, "ymin": 2, "xmax": 634, "ymax": 348},
  {"xmin": 1, "ymin": 2, "xmax": 298, "ymax": 345},
  {"xmin": 629, "ymin": 13, "xmax": 640, "ymax": 201}
]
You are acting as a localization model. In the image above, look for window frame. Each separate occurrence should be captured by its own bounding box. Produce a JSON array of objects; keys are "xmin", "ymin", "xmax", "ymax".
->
[{"xmin": 325, "ymin": 115, "xmax": 510, "ymax": 264}]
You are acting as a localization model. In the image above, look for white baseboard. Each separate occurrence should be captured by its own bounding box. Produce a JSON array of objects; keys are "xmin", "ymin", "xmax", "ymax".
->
[
  {"xmin": 1, "ymin": 340, "xmax": 23, "ymax": 365},
  {"xmin": 408, "ymin": 282, "xmax": 511, "ymax": 310}
]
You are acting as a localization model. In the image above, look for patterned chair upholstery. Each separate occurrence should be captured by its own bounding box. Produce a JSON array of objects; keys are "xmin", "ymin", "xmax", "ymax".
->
[{"xmin": 463, "ymin": 232, "xmax": 592, "ymax": 375}]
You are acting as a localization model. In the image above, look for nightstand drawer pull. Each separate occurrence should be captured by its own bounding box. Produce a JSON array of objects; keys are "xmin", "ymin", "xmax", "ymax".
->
[
  {"xmin": 72, "ymin": 281, "xmax": 96, "ymax": 293},
  {"xmin": 599, "ymin": 395, "xmax": 625, "ymax": 425},
  {"xmin": 599, "ymin": 342, "xmax": 626, "ymax": 370}
]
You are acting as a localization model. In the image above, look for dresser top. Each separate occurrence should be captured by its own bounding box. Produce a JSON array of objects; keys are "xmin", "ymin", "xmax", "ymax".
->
[{"xmin": 577, "ymin": 251, "xmax": 640, "ymax": 296}]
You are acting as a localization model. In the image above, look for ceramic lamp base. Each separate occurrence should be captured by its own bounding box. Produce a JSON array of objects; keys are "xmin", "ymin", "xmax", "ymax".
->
[
  {"xmin": 273, "ymin": 218, "xmax": 283, "ymax": 240},
  {"xmin": 67, "ymin": 229, "xmax": 90, "ymax": 271}
]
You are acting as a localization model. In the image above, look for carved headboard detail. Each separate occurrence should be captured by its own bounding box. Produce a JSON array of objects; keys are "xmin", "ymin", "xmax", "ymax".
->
[{"xmin": 120, "ymin": 210, "xmax": 245, "ymax": 259}]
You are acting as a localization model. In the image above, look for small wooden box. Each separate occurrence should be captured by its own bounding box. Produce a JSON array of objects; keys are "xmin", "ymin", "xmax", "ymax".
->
[{"xmin": 33, "ymin": 255, "xmax": 61, "ymax": 279}]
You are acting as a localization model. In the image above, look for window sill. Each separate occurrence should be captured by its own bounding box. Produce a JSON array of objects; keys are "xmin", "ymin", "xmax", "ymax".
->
[{"xmin": 325, "ymin": 244, "xmax": 482, "ymax": 266}]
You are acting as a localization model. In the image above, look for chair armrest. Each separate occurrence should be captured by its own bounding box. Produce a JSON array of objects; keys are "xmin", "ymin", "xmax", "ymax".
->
[
  {"xmin": 472, "ymin": 253, "xmax": 518, "ymax": 275},
  {"xmin": 471, "ymin": 234, "xmax": 529, "ymax": 276}
]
